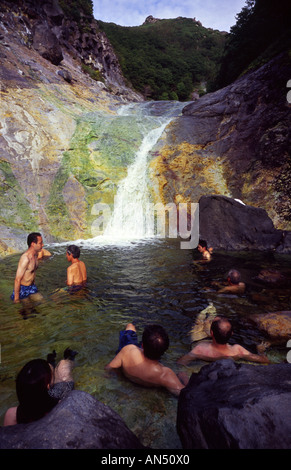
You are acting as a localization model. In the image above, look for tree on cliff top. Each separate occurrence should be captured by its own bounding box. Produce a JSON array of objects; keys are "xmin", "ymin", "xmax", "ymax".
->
[
  {"xmin": 215, "ymin": 0, "xmax": 291, "ymax": 88},
  {"xmin": 58, "ymin": 0, "xmax": 93, "ymax": 22}
]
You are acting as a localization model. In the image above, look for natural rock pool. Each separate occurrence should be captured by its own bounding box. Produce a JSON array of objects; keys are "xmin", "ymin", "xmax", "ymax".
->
[{"xmin": 0, "ymin": 240, "xmax": 290, "ymax": 448}]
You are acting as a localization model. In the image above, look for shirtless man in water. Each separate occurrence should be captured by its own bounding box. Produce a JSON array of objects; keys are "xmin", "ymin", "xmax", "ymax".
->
[
  {"xmin": 217, "ymin": 269, "xmax": 246, "ymax": 294},
  {"xmin": 178, "ymin": 317, "xmax": 270, "ymax": 365},
  {"xmin": 66, "ymin": 245, "xmax": 87, "ymax": 286},
  {"xmin": 11, "ymin": 232, "xmax": 44, "ymax": 303},
  {"xmin": 105, "ymin": 323, "xmax": 188, "ymax": 396},
  {"xmin": 196, "ymin": 239, "xmax": 212, "ymax": 263}
]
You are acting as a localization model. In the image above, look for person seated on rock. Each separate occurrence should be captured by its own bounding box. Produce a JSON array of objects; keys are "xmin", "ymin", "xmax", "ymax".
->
[
  {"xmin": 66, "ymin": 245, "xmax": 87, "ymax": 288},
  {"xmin": 217, "ymin": 269, "xmax": 246, "ymax": 294},
  {"xmin": 177, "ymin": 317, "xmax": 270, "ymax": 366},
  {"xmin": 196, "ymin": 239, "xmax": 213, "ymax": 263},
  {"xmin": 3, "ymin": 348, "xmax": 77, "ymax": 426},
  {"xmin": 105, "ymin": 323, "xmax": 189, "ymax": 396}
]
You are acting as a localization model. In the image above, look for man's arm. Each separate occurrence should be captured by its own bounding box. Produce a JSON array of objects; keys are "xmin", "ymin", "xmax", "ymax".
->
[
  {"xmin": 66, "ymin": 266, "xmax": 74, "ymax": 286},
  {"xmin": 232, "ymin": 343, "xmax": 270, "ymax": 364},
  {"xmin": 13, "ymin": 255, "xmax": 29, "ymax": 302},
  {"xmin": 4, "ymin": 407, "xmax": 17, "ymax": 426},
  {"xmin": 42, "ymin": 248, "xmax": 51, "ymax": 257},
  {"xmin": 104, "ymin": 350, "xmax": 123, "ymax": 370},
  {"xmin": 177, "ymin": 351, "xmax": 198, "ymax": 366},
  {"xmin": 80, "ymin": 261, "xmax": 87, "ymax": 282},
  {"xmin": 160, "ymin": 367, "xmax": 188, "ymax": 397}
]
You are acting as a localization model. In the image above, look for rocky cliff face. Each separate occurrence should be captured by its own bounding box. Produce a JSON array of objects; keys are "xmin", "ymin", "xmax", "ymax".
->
[
  {"xmin": 149, "ymin": 52, "xmax": 291, "ymax": 231},
  {"xmin": 0, "ymin": 0, "xmax": 290, "ymax": 255},
  {"xmin": 0, "ymin": 0, "xmax": 143, "ymax": 254},
  {"xmin": 0, "ymin": 0, "xmax": 135, "ymax": 90}
]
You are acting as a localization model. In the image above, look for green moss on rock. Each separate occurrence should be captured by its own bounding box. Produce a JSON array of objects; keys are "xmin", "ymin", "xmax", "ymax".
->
[{"xmin": 0, "ymin": 160, "xmax": 38, "ymax": 231}]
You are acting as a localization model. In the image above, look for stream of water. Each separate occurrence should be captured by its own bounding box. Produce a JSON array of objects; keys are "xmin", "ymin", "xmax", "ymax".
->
[{"xmin": 0, "ymin": 102, "xmax": 290, "ymax": 449}]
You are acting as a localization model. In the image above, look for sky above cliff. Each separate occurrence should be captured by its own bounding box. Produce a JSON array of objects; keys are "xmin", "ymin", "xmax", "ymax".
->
[{"xmin": 93, "ymin": 0, "xmax": 247, "ymax": 31}]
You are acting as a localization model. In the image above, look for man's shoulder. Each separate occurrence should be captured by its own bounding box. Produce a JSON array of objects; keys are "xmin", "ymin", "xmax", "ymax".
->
[
  {"xmin": 19, "ymin": 250, "xmax": 31, "ymax": 263},
  {"xmin": 192, "ymin": 340, "xmax": 212, "ymax": 352},
  {"xmin": 122, "ymin": 344, "xmax": 141, "ymax": 354}
]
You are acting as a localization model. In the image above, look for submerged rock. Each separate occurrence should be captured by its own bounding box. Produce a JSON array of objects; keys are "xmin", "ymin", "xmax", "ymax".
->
[
  {"xmin": 249, "ymin": 311, "xmax": 291, "ymax": 344},
  {"xmin": 177, "ymin": 359, "xmax": 291, "ymax": 449},
  {"xmin": 0, "ymin": 390, "xmax": 144, "ymax": 449}
]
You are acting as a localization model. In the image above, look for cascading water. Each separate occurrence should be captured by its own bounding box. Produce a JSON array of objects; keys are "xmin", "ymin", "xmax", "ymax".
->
[
  {"xmin": 103, "ymin": 119, "xmax": 170, "ymax": 239},
  {"xmin": 90, "ymin": 101, "xmax": 186, "ymax": 245}
]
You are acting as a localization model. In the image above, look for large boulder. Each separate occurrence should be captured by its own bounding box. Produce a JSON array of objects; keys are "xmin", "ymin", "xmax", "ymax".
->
[
  {"xmin": 177, "ymin": 359, "xmax": 291, "ymax": 449},
  {"xmin": 0, "ymin": 390, "xmax": 144, "ymax": 449},
  {"xmin": 32, "ymin": 22, "xmax": 63, "ymax": 65},
  {"xmin": 198, "ymin": 194, "xmax": 290, "ymax": 252}
]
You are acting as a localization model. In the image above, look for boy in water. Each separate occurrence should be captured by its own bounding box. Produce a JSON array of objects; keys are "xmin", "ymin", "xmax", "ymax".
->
[
  {"xmin": 66, "ymin": 245, "xmax": 87, "ymax": 287},
  {"xmin": 196, "ymin": 239, "xmax": 212, "ymax": 263}
]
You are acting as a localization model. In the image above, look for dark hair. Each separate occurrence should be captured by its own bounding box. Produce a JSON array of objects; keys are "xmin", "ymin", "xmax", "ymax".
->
[
  {"xmin": 67, "ymin": 245, "xmax": 80, "ymax": 259},
  {"xmin": 227, "ymin": 269, "xmax": 241, "ymax": 285},
  {"xmin": 27, "ymin": 232, "xmax": 42, "ymax": 247},
  {"xmin": 16, "ymin": 359, "xmax": 58, "ymax": 424},
  {"xmin": 211, "ymin": 318, "xmax": 233, "ymax": 344},
  {"xmin": 198, "ymin": 239, "xmax": 208, "ymax": 249},
  {"xmin": 142, "ymin": 325, "xmax": 169, "ymax": 360}
]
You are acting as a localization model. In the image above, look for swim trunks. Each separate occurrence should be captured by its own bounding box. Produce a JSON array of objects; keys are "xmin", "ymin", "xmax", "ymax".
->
[
  {"xmin": 66, "ymin": 284, "xmax": 84, "ymax": 294},
  {"xmin": 10, "ymin": 284, "xmax": 38, "ymax": 301},
  {"xmin": 116, "ymin": 329, "xmax": 139, "ymax": 354}
]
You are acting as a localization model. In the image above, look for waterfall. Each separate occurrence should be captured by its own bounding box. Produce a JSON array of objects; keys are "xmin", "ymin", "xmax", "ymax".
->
[
  {"xmin": 103, "ymin": 119, "xmax": 170, "ymax": 239},
  {"xmin": 85, "ymin": 101, "xmax": 185, "ymax": 245},
  {"xmin": 67, "ymin": 101, "xmax": 186, "ymax": 247}
]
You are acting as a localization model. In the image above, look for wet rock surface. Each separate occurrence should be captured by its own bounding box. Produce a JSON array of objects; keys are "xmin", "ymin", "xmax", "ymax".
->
[
  {"xmin": 150, "ymin": 52, "xmax": 291, "ymax": 231},
  {"xmin": 177, "ymin": 359, "xmax": 291, "ymax": 449},
  {"xmin": 0, "ymin": 390, "xmax": 144, "ymax": 449}
]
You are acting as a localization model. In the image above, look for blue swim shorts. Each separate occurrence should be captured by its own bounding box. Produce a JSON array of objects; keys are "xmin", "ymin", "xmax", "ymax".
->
[
  {"xmin": 11, "ymin": 284, "xmax": 38, "ymax": 301},
  {"xmin": 116, "ymin": 329, "xmax": 139, "ymax": 354}
]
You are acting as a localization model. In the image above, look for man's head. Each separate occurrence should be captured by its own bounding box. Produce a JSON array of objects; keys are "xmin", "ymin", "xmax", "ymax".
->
[
  {"xmin": 27, "ymin": 232, "xmax": 43, "ymax": 251},
  {"xmin": 211, "ymin": 317, "xmax": 233, "ymax": 344},
  {"xmin": 142, "ymin": 324, "xmax": 169, "ymax": 360},
  {"xmin": 67, "ymin": 245, "xmax": 80, "ymax": 259},
  {"xmin": 227, "ymin": 269, "xmax": 241, "ymax": 285}
]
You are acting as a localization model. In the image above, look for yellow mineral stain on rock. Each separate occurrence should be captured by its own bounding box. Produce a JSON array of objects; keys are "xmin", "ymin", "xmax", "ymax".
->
[{"xmin": 149, "ymin": 142, "xmax": 231, "ymax": 205}]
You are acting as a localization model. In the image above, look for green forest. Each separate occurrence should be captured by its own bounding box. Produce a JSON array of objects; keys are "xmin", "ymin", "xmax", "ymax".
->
[
  {"xmin": 57, "ymin": 0, "xmax": 291, "ymax": 100},
  {"xmin": 216, "ymin": 0, "xmax": 291, "ymax": 88},
  {"xmin": 58, "ymin": 0, "xmax": 93, "ymax": 22},
  {"xmin": 98, "ymin": 18, "xmax": 226, "ymax": 101}
]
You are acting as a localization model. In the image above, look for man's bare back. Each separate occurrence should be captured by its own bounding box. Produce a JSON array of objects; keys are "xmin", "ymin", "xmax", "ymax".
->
[
  {"xmin": 66, "ymin": 245, "xmax": 87, "ymax": 287},
  {"xmin": 67, "ymin": 260, "xmax": 87, "ymax": 286},
  {"xmin": 105, "ymin": 324, "xmax": 188, "ymax": 396},
  {"xmin": 178, "ymin": 318, "xmax": 270, "ymax": 365}
]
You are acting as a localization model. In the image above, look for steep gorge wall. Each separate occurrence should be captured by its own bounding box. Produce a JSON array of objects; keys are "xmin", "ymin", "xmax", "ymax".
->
[
  {"xmin": 0, "ymin": 0, "xmax": 143, "ymax": 254},
  {"xmin": 149, "ymin": 52, "xmax": 291, "ymax": 231},
  {"xmin": 0, "ymin": 1, "xmax": 290, "ymax": 255}
]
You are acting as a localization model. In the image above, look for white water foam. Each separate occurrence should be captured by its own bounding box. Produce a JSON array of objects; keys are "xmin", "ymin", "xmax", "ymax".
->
[{"xmin": 52, "ymin": 101, "xmax": 186, "ymax": 249}]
